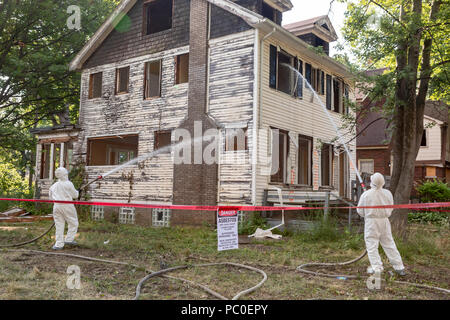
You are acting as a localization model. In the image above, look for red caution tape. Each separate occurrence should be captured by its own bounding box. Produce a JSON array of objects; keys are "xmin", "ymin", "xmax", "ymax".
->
[{"xmin": 0, "ymin": 198, "xmax": 449, "ymax": 212}]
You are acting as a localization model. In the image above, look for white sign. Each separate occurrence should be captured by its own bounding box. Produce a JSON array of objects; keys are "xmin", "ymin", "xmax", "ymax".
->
[{"xmin": 217, "ymin": 209, "xmax": 239, "ymax": 251}]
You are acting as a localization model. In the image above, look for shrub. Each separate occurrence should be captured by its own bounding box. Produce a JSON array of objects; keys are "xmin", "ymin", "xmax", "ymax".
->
[
  {"xmin": 408, "ymin": 211, "xmax": 449, "ymax": 227},
  {"xmin": 415, "ymin": 179, "xmax": 450, "ymax": 203},
  {"xmin": 238, "ymin": 213, "xmax": 268, "ymax": 235}
]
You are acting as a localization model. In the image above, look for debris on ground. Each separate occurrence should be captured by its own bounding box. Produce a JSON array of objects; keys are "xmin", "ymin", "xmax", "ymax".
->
[{"xmin": 0, "ymin": 208, "xmax": 52, "ymax": 223}]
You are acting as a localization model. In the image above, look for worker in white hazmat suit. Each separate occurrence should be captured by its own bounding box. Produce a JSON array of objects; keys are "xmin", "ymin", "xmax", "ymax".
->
[
  {"xmin": 49, "ymin": 167, "xmax": 79, "ymax": 250},
  {"xmin": 357, "ymin": 173, "xmax": 406, "ymax": 276}
]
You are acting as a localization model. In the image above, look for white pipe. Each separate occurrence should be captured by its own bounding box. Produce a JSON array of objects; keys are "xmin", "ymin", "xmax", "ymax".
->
[{"xmin": 267, "ymin": 186, "xmax": 284, "ymax": 231}]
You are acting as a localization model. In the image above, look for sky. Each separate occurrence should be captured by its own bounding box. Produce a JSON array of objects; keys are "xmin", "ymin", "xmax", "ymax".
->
[{"xmin": 282, "ymin": 0, "xmax": 349, "ymax": 56}]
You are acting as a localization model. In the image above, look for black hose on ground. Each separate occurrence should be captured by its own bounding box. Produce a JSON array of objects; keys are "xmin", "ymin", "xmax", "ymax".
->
[
  {"xmin": 0, "ymin": 222, "xmax": 55, "ymax": 248},
  {"xmin": 296, "ymin": 250, "xmax": 450, "ymax": 294}
]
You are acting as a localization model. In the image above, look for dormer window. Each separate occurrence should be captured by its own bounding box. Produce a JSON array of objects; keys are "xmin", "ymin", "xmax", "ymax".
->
[{"xmin": 144, "ymin": 0, "xmax": 173, "ymax": 35}]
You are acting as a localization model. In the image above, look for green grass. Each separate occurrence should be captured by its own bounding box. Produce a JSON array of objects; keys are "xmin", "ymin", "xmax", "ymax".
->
[{"xmin": 0, "ymin": 219, "xmax": 448, "ymax": 300}]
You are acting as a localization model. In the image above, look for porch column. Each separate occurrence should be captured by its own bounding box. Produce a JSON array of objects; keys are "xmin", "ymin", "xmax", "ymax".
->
[
  {"xmin": 60, "ymin": 142, "xmax": 65, "ymax": 168},
  {"xmin": 49, "ymin": 143, "xmax": 54, "ymax": 180}
]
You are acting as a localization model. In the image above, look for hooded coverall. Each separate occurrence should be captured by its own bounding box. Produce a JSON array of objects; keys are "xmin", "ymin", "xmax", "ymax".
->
[
  {"xmin": 49, "ymin": 167, "xmax": 79, "ymax": 249},
  {"xmin": 357, "ymin": 173, "xmax": 405, "ymax": 273}
]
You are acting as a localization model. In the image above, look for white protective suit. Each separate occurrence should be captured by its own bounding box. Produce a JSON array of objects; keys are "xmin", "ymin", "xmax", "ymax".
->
[
  {"xmin": 357, "ymin": 173, "xmax": 404, "ymax": 273},
  {"xmin": 49, "ymin": 167, "xmax": 79, "ymax": 249}
]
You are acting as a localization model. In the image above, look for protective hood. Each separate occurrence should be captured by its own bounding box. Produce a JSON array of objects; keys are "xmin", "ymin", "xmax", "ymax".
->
[
  {"xmin": 55, "ymin": 167, "xmax": 69, "ymax": 181},
  {"xmin": 370, "ymin": 173, "xmax": 385, "ymax": 190}
]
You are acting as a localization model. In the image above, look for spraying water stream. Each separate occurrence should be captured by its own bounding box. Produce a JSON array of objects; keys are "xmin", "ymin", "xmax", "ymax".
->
[{"xmin": 281, "ymin": 63, "xmax": 366, "ymax": 189}]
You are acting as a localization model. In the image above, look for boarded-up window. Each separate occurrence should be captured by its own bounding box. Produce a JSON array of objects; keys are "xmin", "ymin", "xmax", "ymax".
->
[
  {"xmin": 321, "ymin": 144, "xmax": 333, "ymax": 186},
  {"xmin": 144, "ymin": 0, "xmax": 173, "ymax": 35},
  {"xmin": 269, "ymin": 45, "xmax": 277, "ymax": 89},
  {"xmin": 88, "ymin": 135, "xmax": 138, "ymax": 166},
  {"xmin": 154, "ymin": 131, "xmax": 171, "ymax": 152},
  {"xmin": 115, "ymin": 67, "xmax": 130, "ymax": 94},
  {"xmin": 144, "ymin": 60, "xmax": 161, "ymax": 99},
  {"xmin": 89, "ymin": 72, "xmax": 102, "ymax": 99},
  {"xmin": 359, "ymin": 159, "xmax": 374, "ymax": 174},
  {"xmin": 225, "ymin": 128, "xmax": 248, "ymax": 151},
  {"xmin": 298, "ymin": 136, "xmax": 312, "ymax": 185},
  {"xmin": 271, "ymin": 129, "xmax": 289, "ymax": 183},
  {"xmin": 326, "ymin": 74, "xmax": 332, "ymax": 110},
  {"xmin": 175, "ymin": 53, "xmax": 189, "ymax": 84}
]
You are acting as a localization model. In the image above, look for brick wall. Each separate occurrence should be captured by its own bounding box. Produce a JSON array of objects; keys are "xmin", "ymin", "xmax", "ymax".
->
[
  {"xmin": 172, "ymin": 0, "xmax": 218, "ymax": 226},
  {"xmin": 356, "ymin": 148, "xmax": 391, "ymax": 175}
]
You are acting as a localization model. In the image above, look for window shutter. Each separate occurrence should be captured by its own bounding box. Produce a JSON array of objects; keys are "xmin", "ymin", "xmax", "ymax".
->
[
  {"xmin": 326, "ymin": 74, "xmax": 332, "ymax": 110},
  {"xmin": 269, "ymin": 45, "xmax": 277, "ymax": 89},
  {"xmin": 297, "ymin": 59, "xmax": 303, "ymax": 98}
]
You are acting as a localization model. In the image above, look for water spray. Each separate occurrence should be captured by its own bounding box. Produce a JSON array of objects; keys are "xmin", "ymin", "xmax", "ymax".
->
[{"xmin": 282, "ymin": 63, "xmax": 366, "ymax": 191}]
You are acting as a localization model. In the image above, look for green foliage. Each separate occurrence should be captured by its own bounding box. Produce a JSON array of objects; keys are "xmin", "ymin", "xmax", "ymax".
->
[
  {"xmin": 238, "ymin": 213, "xmax": 268, "ymax": 235},
  {"xmin": 0, "ymin": 0, "xmax": 118, "ymax": 173},
  {"xmin": 415, "ymin": 179, "xmax": 450, "ymax": 203},
  {"xmin": 408, "ymin": 211, "xmax": 449, "ymax": 227},
  {"xmin": 0, "ymin": 162, "xmax": 29, "ymax": 197}
]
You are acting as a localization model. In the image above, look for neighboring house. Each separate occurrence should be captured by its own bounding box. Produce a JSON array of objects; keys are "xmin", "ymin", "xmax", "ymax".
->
[
  {"xmin": 31, "ymin": 0, "xmax": 356, "ymax": 227},
  {"xmin": 356, "ymin": 90, "xmax": 450, "ymax": 187}
]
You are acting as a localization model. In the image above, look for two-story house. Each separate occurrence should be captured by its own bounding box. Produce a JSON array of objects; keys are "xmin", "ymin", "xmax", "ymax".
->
[{"xmin": 32, "ymin": 0, "xmax": 356, "ymax": 227}]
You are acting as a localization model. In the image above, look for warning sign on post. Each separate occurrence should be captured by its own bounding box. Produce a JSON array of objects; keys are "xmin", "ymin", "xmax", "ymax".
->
[{"xmin": 217, "ymin": 208, "xmax": 239, "ymax": 251}]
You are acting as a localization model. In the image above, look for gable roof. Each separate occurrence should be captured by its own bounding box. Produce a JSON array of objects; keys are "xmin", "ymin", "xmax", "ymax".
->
[
  {"xmin": 69, "ymin": 0, "xmax": 351, "ymax": 80},
  {"xmin": 283, "ymin": 15, "xmax": 338, "ymax": 43}
]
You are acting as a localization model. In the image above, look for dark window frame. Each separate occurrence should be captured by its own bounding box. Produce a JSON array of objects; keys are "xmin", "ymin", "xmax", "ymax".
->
[
  {"xmin": 321, "ymin": 143, "xmax": 333, "ymax": 187},
  {"xmin": 154, "ymin": 130, "xmax": 172, "ymax": 153},
  {"xmin": 174, "ymin": 53, "xmax": 189, "ymax": 85},
  {"xmin": 297, "ymin": 135, "xmax": 313, "ymax": 186},
  {"xmin": 143, "ymin": 0, "xmax": 174, "ymax": 36},
  {"xmin": 144, "ymin": 60, "xmax": 162, "ymax": 99},
  {"xmin": 88, "ymin": 72, "xmax": 103, "ymax": 99},
  {"xmin": 115, "ymin": 66, "xmax": 130, "ymax": 95}
]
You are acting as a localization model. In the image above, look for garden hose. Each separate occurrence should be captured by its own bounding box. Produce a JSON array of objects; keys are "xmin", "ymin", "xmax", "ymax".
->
[
  {"xmin": 296, "ymin": 250, "xmax": 450, "ymax": 294},
  {"xmin": 2, "ymin": 249, "xmax": 268, "ymax": 300},
  {"xmin": 0, "ymin": 222, "xmax": 55, "ymax": 248}
]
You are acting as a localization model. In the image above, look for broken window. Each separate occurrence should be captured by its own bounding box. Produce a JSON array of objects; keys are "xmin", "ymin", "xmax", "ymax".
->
[
  {"xmin": 298, "ymin": 136, "xmax": 312, "ymax": 185},
  {"xmin": 144, "ymin": 60, "xmax": 161, "ymax": 99},
  {"xmin": 175, "ymin": 53, "xmax": 189, "ymax": 84},
  {"xmin": 152, "ymin": 208, "xmax": 171, "ymax": 227},
  {"xmin": 321, "ymin": 143, "xmax": 333, "ymax": 186},
  {"xmin": 271, "ymin": 128, "xmax": 289, "ymax": 183},
  {"xmin": 421, "ymin": 129, "xmax": 427, "ymax": 147},
  {"xmin": 262, "ymin": 2, "xmax": 276, "ymax": 22},
  {"xmin": 87, "ymin": 135, "xmax": 138, "ymax": 166},
  {"xmin": 277, "ymin": 51, "xmax": 294, "ymax": 95},
  {"xmin": 119, "ymin": 207, "xmax": 135, "ymax": 224},
  {"xmin": 154, "ymin": 131, "xmax": 171, "ymax": 152},
  {"xmin": 115, "ymin": 66, "xmax": 130, "ymax": 95},
  {"xmin": 144, "ymin": 0, "xmax": 173, "ymax": 35},
  {"xmin": 326, "ymin": 74, "xmax": 332, "ymax": 110},
  {"xmin": 89, "ymin": 72, "xmax": 102, "ymax": 99},
  {"xmin": 225, "ymin": 128, "xmax": 248, "ymax": 151}
]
